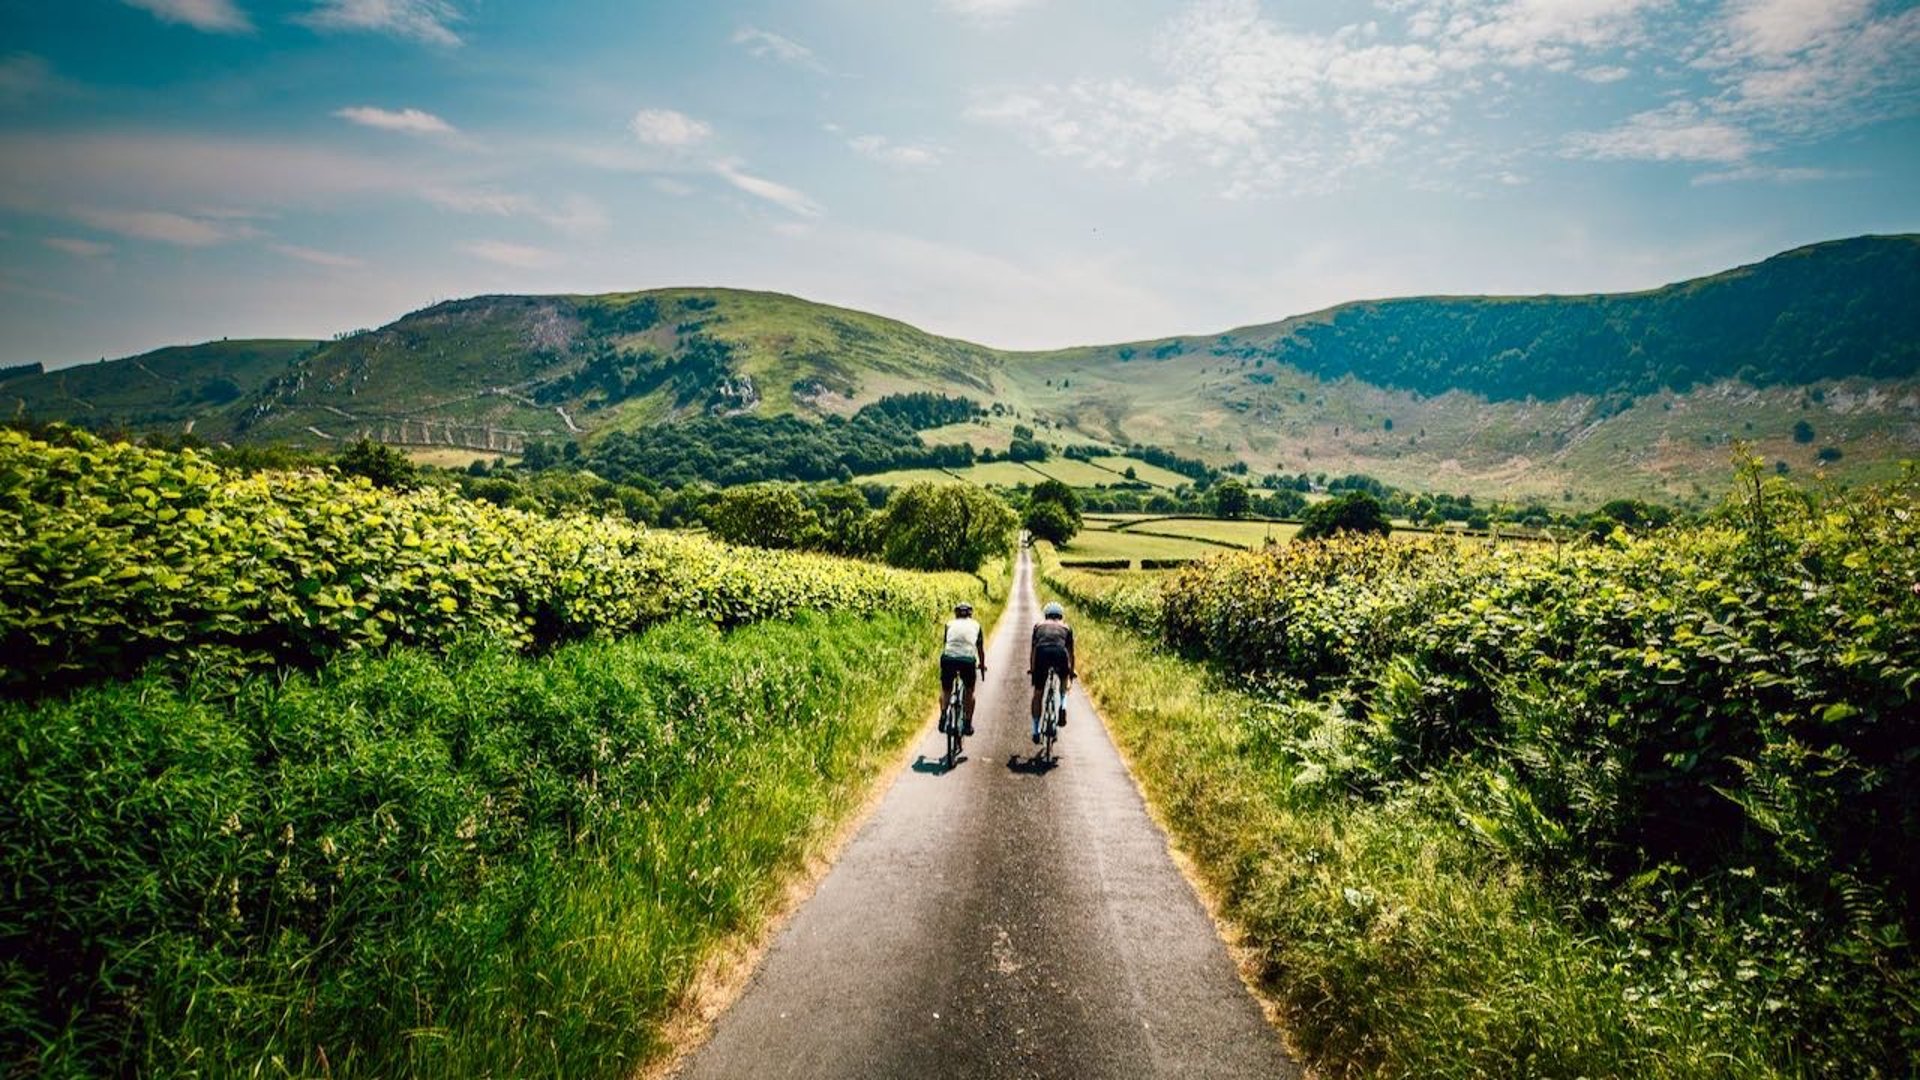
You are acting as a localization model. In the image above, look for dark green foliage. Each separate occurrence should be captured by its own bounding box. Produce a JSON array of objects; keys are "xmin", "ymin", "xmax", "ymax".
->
[
  {"xmin": 582, "ymin": 394, "xmax": 981, "ymax": 487},
  {"xmin": 1024, "ymin": 500, "xmax": 1079, "ymax": 545},
  {"xmin": 1210, "ymin": 478, "xmax": 1250, "ymax": 519},
  {"xmin": 0, "ymin": 611, "xmax": 943, "ymax": 1077},
  {"xmin": 706, "ymin": 483, "xmax": 822, "ymax": 550},
  {"xmin": 334, "ymin": 437, "xmax": 419, "ymax": 490},
  {"xmin": 872, "ymin": 482, "xmax": 1018, "ymax": 571},
  {"xmin": 1127, "ymin": 443, "xmax": 1215, "ymax": 482},
  {"xmin": 1818, "ymin": 446, "xmax": 1844, "ymax": 462},
  {"xmin": 1793, "ymin": 418, "xmax": 1816, "ymax": 443},
  {"xmin": 1264, "ymin": 236, "xmax": 1920, "ymax": 400},
  {"xmin": 1297, "ymin": 491, "xmax": 1391, "ymax": 539}
]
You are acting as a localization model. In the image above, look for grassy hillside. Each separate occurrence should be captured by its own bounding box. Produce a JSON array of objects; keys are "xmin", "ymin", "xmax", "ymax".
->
[
  {"xmin": 3, "ymin": 339, "xmax": 320, "ymax": 434},
  {"xmin": 9, "ymin": 236, "xmax": 1917, "ymax": 502}
]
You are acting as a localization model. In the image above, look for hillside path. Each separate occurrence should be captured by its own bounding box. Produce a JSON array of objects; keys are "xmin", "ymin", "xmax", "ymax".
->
[{"xmin": 677, "ymin": 549, "xmax": 1300, "ymax": 1079}]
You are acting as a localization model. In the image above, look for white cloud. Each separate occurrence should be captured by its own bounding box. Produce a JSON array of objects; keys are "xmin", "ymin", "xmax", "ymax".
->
[
  {"xmin": 1690, "ymin": 163, "xmax": 1849, "ymax": 185},
  {"xmin": 270, "ymin": 243, "xmax": 364, "ymax": 268},
  {"xmin": 1724, "ymin": 0, "xmax": 1875, "ymax": 58},
  {"xmin": 72, "ymin": 207, "xmax": 246, "ymax": 246},
  {"xmin": 0, "ymin": 54, "xmax": 60, "ymax": 101},
  {"xmin": 44, "ymin": 237, "xmax": 113, "ymax": 259},
  {"xmin": 731, "ymin": 27, "xmax": 827, "ymax": 73},
  {"xmin": 1579, "ymin": 64, "xmax": 1631, "ymax": 83},
  {"xmin": 301, "ymin": 0, "xmax": 461, "ymax": 46},
  {"xmin": 849, "ymin": 134, "xmax": 944, "ymax": 168},
  {"xmin": 424, "ymin": 187, "xmax": 609, "ymax": 234},
  {"xmin": 464, "ymin": 241, "xmax": 561, "ymax": 269},
  {"xmin": 712, "ymin": 162, "xmax": 822, "ymax": 217},
  {"xmin": 630, "ymin": 108, "xmax": 712, "ymax": 148},
  {"xmin": 1563, "ymin": 103, "xmax": 1762, "ymax": 163},
  {"xmin": 333, "ymin": 105, "xmax": 456, "ymax": 136},
  {"xmin": 122, "ymin": 0, "xmax": 251, "ymax": 33},
  {"xmin": 942, "ymin": 0, "xmax": 1045, "ymax": 23}
]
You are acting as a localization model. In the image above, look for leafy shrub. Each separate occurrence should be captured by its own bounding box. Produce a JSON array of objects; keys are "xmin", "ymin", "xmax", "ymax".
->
[
  {"xmin": 1297, "ymin": 490, "xmax": 1391, "ymax": 540},
  {"xmin": 870, "ymin": 482, "xmax": 1017, "ymax": 572},
  {"xmin": 1147, "ymin": 465, "xmax": 1920, "ymax": 1071},
  {"xmin": 0, "ymin": 431, "xmax": 970, "ymax": 695}
]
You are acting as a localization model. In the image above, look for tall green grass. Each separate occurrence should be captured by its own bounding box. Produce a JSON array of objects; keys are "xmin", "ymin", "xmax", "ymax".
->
[{"xmin": 1, "ymin": 608, "xmax": 970, "ymax": 1077}]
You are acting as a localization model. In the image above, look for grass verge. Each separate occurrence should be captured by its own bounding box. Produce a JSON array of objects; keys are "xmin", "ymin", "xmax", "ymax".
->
[{"xmin": 4, "ymin": 568, "xmax": 1007, "ymax": 1077}]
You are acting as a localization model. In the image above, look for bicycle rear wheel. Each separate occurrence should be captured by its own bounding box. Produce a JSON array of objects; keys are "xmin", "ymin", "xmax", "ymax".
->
[
  {"xmin": 944, "ymin": 685, "xmax": 964, "ymax": 766},
  {"xmin": 1041, "ymin": 674, "xmax": 1061, "ymax": 761}
]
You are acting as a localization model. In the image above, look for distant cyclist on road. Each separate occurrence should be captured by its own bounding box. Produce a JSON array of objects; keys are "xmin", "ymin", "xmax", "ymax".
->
[
  {"xmin": 941, "ymin": 601, "xmax": 986, "ymax": 736},
  {"xmin": 1028, "ymin": 601, "xmax": 1076, "ymax": 744}
]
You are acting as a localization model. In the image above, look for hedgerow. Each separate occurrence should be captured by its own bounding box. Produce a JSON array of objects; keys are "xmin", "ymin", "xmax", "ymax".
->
[
  {"xmin": 1051, "ymin": 463, "xmax": 1920, "ymax": 1074},
  {"xmin": 0, "ymin": 429, "xmax": 970, "ymax": 694}
]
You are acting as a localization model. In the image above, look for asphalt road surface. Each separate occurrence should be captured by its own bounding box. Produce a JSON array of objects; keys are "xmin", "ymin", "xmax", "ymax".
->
[{"xmin": 679, "ymin": 549, "xmax": 1300, "ymax": 1079}]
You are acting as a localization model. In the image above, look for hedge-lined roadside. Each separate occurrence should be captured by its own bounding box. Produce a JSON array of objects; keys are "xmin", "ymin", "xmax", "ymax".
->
[
  {"xmin": 1038, "ymin": 462, "xmax": 1920, "ymax": 1076},
  {"xmin": 1, "ymin": 596, "xmax": 1006, "ymax": 1078},
  {"xmin": 1, "ymin": 430, "xmax": 973, "ymax": 695}
]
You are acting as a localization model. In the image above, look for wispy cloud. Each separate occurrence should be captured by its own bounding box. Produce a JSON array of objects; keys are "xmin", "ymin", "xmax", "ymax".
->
[
  {"xmin": 973, "ymin": 0, "xmax": 1920, "ymax": 195},
  {"xmin": 712, "ymin": 161, "xmax": 822, "ymax": 217},
  {"xmin": 942, "ymin": 0, "xmax": 1046, "ymax": 24},
  {"xmin": 0, "ymin": 54, "xmax": 62, "ymax": 102},
  {"xmin": 44, "ymin": 236, "xmax": 114, "ymax": 259},
  {"xmin": 300, "ymin": 0, "xmax": 461, "ymax": 46},
  {"xmin": 464, "ymin": 240, "xmax": 561, "ymax": 269},
  {"xmin": 630, "ymin": 108, "xmax": 712, "ymax": 148},
  {"xmin": 122, "ymin": 0, "xmax": 252, "ymax": 33},
  {"xmin": 1691, "ymin": 164, "xmax": 1851, "ymax": 185},
  {"xmin": 849, "ymin": 134, "xmax": 944, "ymax": 169},
  {"xmin": 731, "ymin": 27, "xmax": 828, "ymax": 73},
  {"xmin": 270, "ymin": 243, "xmax": 364, "ymax": 267},
  {"xmin": 333, "ymin": 105, "xmax": 456, "ymax": 136},
  {"xmin": 1564, "ymin": 102, "xmax": 1762, "ymax": 164},
  {"xmin": 424, "ymin": 187, "xmax": 609, "ymax": 234},
  {"xmin": 72, "ymin": 207, "xmax": 250, "ymax": 246}
]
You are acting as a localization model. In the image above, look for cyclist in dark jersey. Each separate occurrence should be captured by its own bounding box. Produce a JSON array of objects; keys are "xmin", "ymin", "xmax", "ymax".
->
[{"xmin": 1028, "ymin": 601, "xmax": 1075, "ymax": 744}]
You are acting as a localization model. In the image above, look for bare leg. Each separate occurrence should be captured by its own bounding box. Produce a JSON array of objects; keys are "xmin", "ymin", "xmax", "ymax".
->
[{"xmin": 963, "ymin": 684, "xmax": 977, "ymax": 727}]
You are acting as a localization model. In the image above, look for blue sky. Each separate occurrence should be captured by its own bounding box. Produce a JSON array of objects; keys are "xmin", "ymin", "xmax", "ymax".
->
[{"xmin": 1, "ymin": 0, "xmax": 1916, "ymax": 367}]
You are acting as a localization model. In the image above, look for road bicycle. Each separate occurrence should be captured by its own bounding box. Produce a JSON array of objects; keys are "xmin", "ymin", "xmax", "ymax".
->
[
  {"xmin": 1038, "ymin": 669, "xmax": 1063, "ymax": 762},
  {"xmin": 941, "ymin": 674, "xmax": 966, "ymax": 768}
]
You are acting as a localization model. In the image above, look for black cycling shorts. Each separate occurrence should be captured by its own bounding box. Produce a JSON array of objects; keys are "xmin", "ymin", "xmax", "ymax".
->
[
  {"xmin": 941, "ymin": 656, "xmax": 977, "ymax": 691},
  {"xmin": 1031, "ymin": 648, "xmax": 1071, "ymax": 689}
]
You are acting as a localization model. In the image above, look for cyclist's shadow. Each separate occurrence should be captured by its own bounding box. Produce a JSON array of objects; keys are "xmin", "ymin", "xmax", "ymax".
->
[
  {"xmin": 911, "ymin": 754, "xmax": 965, "ymax": 775},
  {"xmin": 1005, "ymin": 753, "xmax": 1059, "ymax": 775}
]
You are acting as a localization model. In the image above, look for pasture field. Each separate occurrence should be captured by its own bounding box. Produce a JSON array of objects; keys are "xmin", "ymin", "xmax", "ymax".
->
[
  {"xmin": 853, "ymin": 466, "xmax": 961, "ymax": 487},
  {"xmin": 1116, "ymin": 516, "xmax": 1299, "ymax": 548},
  {"xmin": 1089, "ymin": 455, "xmax": 1190, "ymax": 488},
  {"xmin": 403, "ymin": 446, "xmax": 517, "ymax": 469},
  {"xmin": 1056, "ymin": 528, "xmax": 1219, "ymax": 567},
  {"xmin": 1027, "ymin": 457, "xmax": 1133, "ymax": 488}
]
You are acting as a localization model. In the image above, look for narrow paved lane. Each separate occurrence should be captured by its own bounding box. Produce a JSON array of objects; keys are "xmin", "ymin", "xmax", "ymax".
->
[{"xmin": 679, "ymin": 549, "xmax": 1299, "ymax": 1079}]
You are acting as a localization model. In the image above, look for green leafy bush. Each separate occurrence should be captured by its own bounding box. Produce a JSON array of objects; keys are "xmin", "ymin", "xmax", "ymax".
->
[
  {"xmin": 1129, "ymin": 466, "xmax": 1920, "ymax": 1073},
  {"xmin": 0, "ymin": 430, "xmax": 969, "ymax": 694}
]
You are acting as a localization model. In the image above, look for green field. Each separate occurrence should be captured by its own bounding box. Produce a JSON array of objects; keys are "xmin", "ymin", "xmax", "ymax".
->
[
  {"xmin": 1056, "ymin": 528, "xmax": 1220, "ymax": 566},
  {"xmin": 855, "ymin": 466, "xmax": 962, "ymax": 487},
  {"xmin": 1089, "ymin": 455, "xmax": 1191, "ymax": 489},
  {"xmin": 1028, "ymin": 457, "xmax": 1133, "ymax": 487},
  {"xmin": 1116, "ymin": 516, "xmax": 1299, "ymax": 548}
]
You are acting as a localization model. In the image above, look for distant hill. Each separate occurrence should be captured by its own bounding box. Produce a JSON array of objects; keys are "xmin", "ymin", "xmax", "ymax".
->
[{"xmin": 5, "ymin": 235, "xmax": 1917, "ymax": 502}]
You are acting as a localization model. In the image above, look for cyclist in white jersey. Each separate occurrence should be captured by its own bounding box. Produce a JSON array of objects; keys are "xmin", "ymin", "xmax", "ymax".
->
[{"xmin": 940, "ymin": 601, "xmax": 986, "ymax": 736}]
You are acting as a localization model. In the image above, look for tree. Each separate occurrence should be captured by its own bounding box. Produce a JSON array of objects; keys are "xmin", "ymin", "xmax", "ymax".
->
[
  {"xmin": 1025, "ymin": 500, "xmax": 1078, "ymax": 545},
  {"xmin": 1792, "ymin": 419, "xmax": 1815, "ymax": 444},
  {"xmin": 1210, "ymin": 478, "xmax": 1251, "ymax": 519},
  {"xmin": 873, "ymin": 483, "xmax": 1017, "ymax": 571},
  {"xmin": 1298, "ymin": 491, "xmax": 1391, "ymax": 540},
  {"xmin": 335, "ymin": 439, "xmax": 418, "ymax": 490},
  {"xmin": 706, "ymin": 484, "xmax": 821, "ymax": 550}
]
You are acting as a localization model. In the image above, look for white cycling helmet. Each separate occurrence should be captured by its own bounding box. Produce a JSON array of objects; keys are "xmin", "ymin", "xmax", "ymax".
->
[{"xmin": 1043, "ymin": 602, "xmax": 1065, "ymax": 619}]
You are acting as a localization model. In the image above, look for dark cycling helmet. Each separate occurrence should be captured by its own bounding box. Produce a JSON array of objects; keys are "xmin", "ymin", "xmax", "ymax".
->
[{"xmin": 954, "ymin": 601, "xmax": 974, "ymax": 615}]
